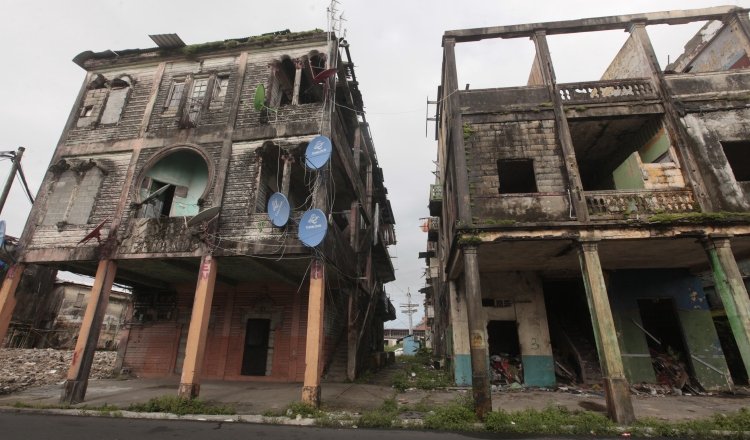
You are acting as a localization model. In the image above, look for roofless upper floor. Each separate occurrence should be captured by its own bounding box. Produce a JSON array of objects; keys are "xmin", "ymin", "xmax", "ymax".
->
[{"xmin": 433, "ymin": 6, "xmax": 750, "ymax": 230}]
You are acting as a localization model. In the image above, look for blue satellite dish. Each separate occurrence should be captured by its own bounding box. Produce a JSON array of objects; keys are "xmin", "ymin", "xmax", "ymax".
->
[
  {"xmin": 298, "ymin": 209, "xmax": 327, "ymax": 247},
  {"xmin": 0, "ymin": 220, "xmax": 5, "ymax": 248},
  {"xmin": 267, "ymin": 192, "xmax": 291, "ymax": 227},
  {"xmin": 305, "ymin": 135, "xmax": 333, "ymax": 170}
]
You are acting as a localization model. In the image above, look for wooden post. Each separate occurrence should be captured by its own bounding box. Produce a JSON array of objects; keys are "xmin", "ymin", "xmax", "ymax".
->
[
  {"xmin": 463, "ymin": 245, "xmax": 492, "ymax": 419},
  {"xmin": 531, "ymin": 30, "xmax": 589, "ymax": 221},
  {"xmin": 178, "ymin": 254, "xmax": 218, "ymax": 399},
  {"xmin": 0, "ymin": 264, "xmax": 26, "ymax": 346},
  {"xmin": 302, "ymin": 258, "xmax": 325, "ymax": 406},
  {"xmin": 577, "ymin": 241, "xmax": 634, "ymax": 424},
  {"xmin": 61, "ymin": 260, "xmax": 117, "ymax": 404},
  {"xmin": 703, "ymin": 235, "xmax": 750, "ymax": 379}
]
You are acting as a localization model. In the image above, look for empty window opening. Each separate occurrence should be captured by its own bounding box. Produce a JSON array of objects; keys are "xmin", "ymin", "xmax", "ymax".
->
[
  {"xmin": 571, "ymin": 115, "xmax": 678, "ymax": 190},
  {"xmin": 81, "ymin": 106, "xmax": 94, "ymax": 117},
  {"xmin": 637, "ymin": 298, "xmax": 695, "ymax": 388},
  {"xmin": 42, "ymin": 162, "xmax": 104, "ymax": 228},
  {"xmin": 138, "ymin": 149, "xmax": 209, "ymax": 218},
  {"xmin": 256, "ymin": 144, "xmax": 312, "ymax": 214},
  {"xmin": 547, "ymin": 30, "xmax": 631, "ymax": 83},
  {"xmin": 76, "ymin": 76, "xmax": 108, "ymax": 128},
  {"xmin": 268, "ymin": 55, "xmax": 326, "ymax": 108},
  {"xmin": 241, "ymin": 318, "xmax": 271, "ymax": 376},
  {"xmin": 722, "ymin": 141, "xmax": 750, "ymax": 182},
  {"xmin": 497, "ymin": 159, "xmax": 537, "ymax": 194},
  {"xmin": 455, "ymin": 37, "xmax": 537, "ymax": 89}
]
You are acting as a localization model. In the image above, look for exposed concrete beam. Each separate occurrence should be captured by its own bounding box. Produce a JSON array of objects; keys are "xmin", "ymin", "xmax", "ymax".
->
[{"xmin": 444, "ymin": 6, "xmax": 744, "ymax": 42}]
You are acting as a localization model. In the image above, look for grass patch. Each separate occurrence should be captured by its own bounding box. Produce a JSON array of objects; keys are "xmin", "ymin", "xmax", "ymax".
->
[
  {"xmin": 358, "ymin": 399, "xmax": 400, "ymax": 429},
  {"xmin": 392, "ymin": 349, "xmax": 452, "ymax": 392},
  {"xmin": 647, "ymin": 211, "xmax": 750, "ymax": 224},
  {"xmin": 126, "ymin": 395, "xmax": 235, "ymax": 416},
  {"xmin": 283, "ymin": 401, "xmax": 323, "ymax": 419},
  {"xmin": 423, "ymin": 397, "xmax": 477, "ymax": 431},
  {"xmin": 633, "ymin": 408, "xmax": 750, "ymax": 438},
  {"xmin": 485, "ymin": 406, "xmax": 615, "ymax": 436}
]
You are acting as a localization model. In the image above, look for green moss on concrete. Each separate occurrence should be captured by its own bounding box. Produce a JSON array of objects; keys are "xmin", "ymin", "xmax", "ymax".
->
[{"xmin": 647, "ymin": 211, "xmax": 750, "ymax": 224}]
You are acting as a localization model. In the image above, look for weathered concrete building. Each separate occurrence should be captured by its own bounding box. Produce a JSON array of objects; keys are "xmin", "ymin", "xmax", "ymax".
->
[
  {"xmin": 4, "ymin": 277, "xmax": 130, "ymax": 350},
  {"xmin": 426, "ymin": 6, "xmax": 750, "ymax": 422},
  {"xmin": 0, "ymin": 29, "xmax": 396, "ymax": 406}
]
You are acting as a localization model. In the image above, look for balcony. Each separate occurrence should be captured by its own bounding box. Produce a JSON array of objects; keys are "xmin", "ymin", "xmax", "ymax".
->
[
  {"xmin": 585, "ymin": 189, "xmax": 697, "ymax": 220},
  {"xmin": 429, "ymin": 184, "xmax": 442, "ymax": 216},
  {"xmin": 427, "ymin": 216, "xmax": 439, "ymax": 241},
  {"xmin": 557, "ymin": 78, "xmax": 657, "ymax": 105}
]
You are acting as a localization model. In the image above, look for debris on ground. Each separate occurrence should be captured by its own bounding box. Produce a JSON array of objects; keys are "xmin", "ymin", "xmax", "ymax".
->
[
  {"xmin": 0, "ymin": 348, "xmax": 117, "ymax": 395},
  {"xmin": 490, "ymin": 354, "xmax": 523, "ymax": 385}
]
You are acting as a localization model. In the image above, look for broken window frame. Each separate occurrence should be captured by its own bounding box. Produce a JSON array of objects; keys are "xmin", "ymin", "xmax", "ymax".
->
[
  {"xmin": 99, "ymin": 75, "xmax": 133, "ymax": 125},
  {"xmin": 266, "ymin": 54, "xmax": 327, "ymax": 109},
  {"xmin": 721, "ymin": 141, "xmax": 750, "ymax": 183}
]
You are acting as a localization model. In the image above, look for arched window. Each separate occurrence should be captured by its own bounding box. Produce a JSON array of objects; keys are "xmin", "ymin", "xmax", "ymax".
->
[{"xmin": 137, "ymin": 149, "xmax": 210, "ymax": 218}]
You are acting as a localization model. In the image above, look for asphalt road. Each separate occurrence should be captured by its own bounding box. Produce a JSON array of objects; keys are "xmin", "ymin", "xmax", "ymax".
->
[{"xmin": 0, "ymin": 411, "xmax": 631, "ymax": 440}]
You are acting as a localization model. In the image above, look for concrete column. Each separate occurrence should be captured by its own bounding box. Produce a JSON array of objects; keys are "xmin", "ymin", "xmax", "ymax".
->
[
  {"xmin": 61, "ymin": 260, "xmax": 117, "ymax": 404},
  {"xmin": 177, "ymin": 255, "xmax": 218, "ymax": 399},
  {"xmin": 702, "ymin": 235, "xmax": 750, "ymax": 379},
  {"xmin": 302, "ymin": 258, "xmax": 325, "ymax": 407},
  {"xmin": 448, "ymin": 280, "xmax": 471, "ymax": 385},
  {"xmin": 514, "ymin": 273, "xmax": 555, "ymax": 387},
  {"xmin": 578, "ymin": 241, "xmax": 634, "ymax": 424},
  {"xmin": 531, "ymin": 30, "xmax": 589, "ymax": 221},
  {"xmin": 0, "ymin": 264, "xmax": 26, "ymax": 346},
  {"xmin": 463, "ymin": 245, "xmax": 492, "ymax": 419},
  {"xmin": 628, "ymin": 22, "xmax": 712, "ymax": 211},
  {"xmin": 292, "ymin": 59, "xmax": 303, "ymax": 106}
]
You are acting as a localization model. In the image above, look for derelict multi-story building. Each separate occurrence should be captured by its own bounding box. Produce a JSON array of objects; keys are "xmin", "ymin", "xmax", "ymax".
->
[
  {"xmin": 425, "ymin": 6, "xmax": 750, "ymax": 422},
  {"xmin": 0, "ymin": 29, "xmax": 396, "ymax": 406}
]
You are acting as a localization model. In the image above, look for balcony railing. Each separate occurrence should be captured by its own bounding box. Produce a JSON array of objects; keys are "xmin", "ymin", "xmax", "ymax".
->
[
  {"xmin": 429, "ymin": 184, "xmax": 443, "ymax": 216},
  {"xmin": 558, "ymin": 78, "xmax": 657, "ymax": 105},
  {"xmin": 430, "ymin": 184, "xmax": 442, "ymax": 201},
  {"xmin": 585, "ymin": 189, "xmax": 697, "ymax": 219}
]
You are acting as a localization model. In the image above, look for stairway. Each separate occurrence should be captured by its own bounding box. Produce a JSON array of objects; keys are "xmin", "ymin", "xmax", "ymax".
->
[
  {"xmin": 563, "ymin": 325, "xmax": 602, "ymax": 385},
  {"xmin": 323, "ymin": 340, "xmax": 349, "ymax": 382}
]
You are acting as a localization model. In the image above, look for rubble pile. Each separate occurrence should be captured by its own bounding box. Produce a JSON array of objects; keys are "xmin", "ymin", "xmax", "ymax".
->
[{"xmin": 0, "ymin": 348, "xmax": 117, "ymax": 395}]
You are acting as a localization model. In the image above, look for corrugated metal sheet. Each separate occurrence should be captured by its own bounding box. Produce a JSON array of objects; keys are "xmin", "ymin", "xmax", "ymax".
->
[{"xmin": 149, "ymin": 34, "xmax": 186, "ymax": 49}]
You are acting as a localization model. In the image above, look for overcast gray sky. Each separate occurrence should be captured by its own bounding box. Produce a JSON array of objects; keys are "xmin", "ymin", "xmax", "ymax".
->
[{"xmin": 0, "ymin": 0, "xmax": 747, "ymax": 329}]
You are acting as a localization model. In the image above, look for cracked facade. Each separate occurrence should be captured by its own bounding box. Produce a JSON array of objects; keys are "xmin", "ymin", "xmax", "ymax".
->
[
  {"xmin": 0, "ymin": 30, "xmax": 396, "ymax": 404},
  {"xmin": 425, "ymin": 6, "xmax": 750, "ymax": 422}
]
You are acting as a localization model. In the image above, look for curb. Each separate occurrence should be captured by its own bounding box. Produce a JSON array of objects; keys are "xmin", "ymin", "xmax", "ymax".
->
[{"xmin": 0, "ymin": 406, "xmax": 317, "ymax": 426}]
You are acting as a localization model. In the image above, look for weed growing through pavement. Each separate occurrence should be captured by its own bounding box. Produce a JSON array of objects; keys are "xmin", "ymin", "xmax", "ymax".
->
[{"xmin": 126, "ymin": 395, "xmax": 235, "ymax": 415}]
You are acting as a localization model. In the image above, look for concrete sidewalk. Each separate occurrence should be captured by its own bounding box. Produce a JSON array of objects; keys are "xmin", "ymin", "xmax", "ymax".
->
[{"xmin": 0, "ymin": 364, "xmax": 748, "ymax": 421}]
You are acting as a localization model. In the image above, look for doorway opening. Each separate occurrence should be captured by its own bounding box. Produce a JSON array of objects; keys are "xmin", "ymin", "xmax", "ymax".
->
[
  {"xmin": 487, "ymin": 320, "xmax": 522, "ymax": 383},
  {"xmin": 241, "ymin": 318, "xmax": 271, "ymax": 376},
  {"xmin": 637, "ymin": 298, "xmax": 694, "ymax": 387},
  {"xmin": 543, "ymin": 278, "xmax": 600, "ymax": 384}
]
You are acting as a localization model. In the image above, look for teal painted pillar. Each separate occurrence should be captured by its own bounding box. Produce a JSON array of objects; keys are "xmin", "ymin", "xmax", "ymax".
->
[
  {"xmin": 702, "ymin": 236, "xmax": 750, "ymax": 379},
  {"xmin": 448, "ymin": 281, "xmax": 472, "ymax": 386},
  {"xmin": 578, "ymin": 240, "xmax": 635, "ymax": 424},
  {"xmin": 514, "ymin": 272, "xmax": 555, "ymax": 387}
]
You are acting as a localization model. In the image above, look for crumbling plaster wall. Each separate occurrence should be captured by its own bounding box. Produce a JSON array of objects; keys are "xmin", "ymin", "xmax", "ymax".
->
[
  {"xmin": 66, "ymin": 66, "xmax": 155, "ymax": 145},
  {"xmin": 27, "ymin": 152, "xmax": 131, "ymax": 250},
  {"xmin": 681, "ymin": 20, "xmax": 750, "ymax": 73},
  {"xmin": 481, "ymin": 271, "xmax": 555, "ymax": 386},
  {"xmin": 608, "ymin": 269, "xmax": 730, "ymax": 390},
  {"xmin": 463, "ymin": 117, "xmax": 569, "ymax": 223},
  {"xmin": 600, "ymin": 34, "xmax": 652, "ymax": 81},
  {"xmin": 682, "ymin": 108, "xmax": 750, "ymax": 211}
]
